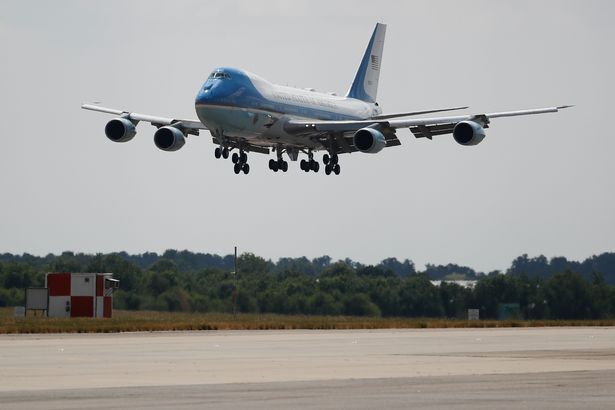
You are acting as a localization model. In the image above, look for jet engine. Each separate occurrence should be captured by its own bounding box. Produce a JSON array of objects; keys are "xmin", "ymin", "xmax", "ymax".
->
[
  {"xmin": 353, "ymin": 127, "xmax": 386, "ymax": 154},
  {"xmin": 104, "ymin": 118, "xmax": 136, "ymax": 142},
  {"xmin": 154, "ymin": 126, "xmax": 186, "ymax": 152},
  {"xmin": 453, "ymin": 121, "xmax": 486, "ymax": 146}
]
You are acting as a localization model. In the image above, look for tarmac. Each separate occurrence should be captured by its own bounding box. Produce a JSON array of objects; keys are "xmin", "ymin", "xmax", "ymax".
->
[{"xmin": 1, "ymin": 327, "xmax": 614, "ymax": 409}]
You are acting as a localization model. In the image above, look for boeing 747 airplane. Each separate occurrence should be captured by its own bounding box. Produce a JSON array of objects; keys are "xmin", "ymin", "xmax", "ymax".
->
[{"xmin": 82, "ymin": 23, "xmax": 570, "ymax": 175}]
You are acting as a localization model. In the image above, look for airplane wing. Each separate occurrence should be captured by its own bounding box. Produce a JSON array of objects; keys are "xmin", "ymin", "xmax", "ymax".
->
[
  {"xmin": 285, "ymin": 105, "xmax": 573, "ymax": 139},
  {"xmin": 82, "ymin": 103, "xmax": 272, "ymax": 154},
  {"xmin": 81, "ymin": 104, "xmax": 207, "ymax": 133}
]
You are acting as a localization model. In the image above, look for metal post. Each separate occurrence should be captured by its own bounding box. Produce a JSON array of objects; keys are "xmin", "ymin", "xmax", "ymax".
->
[{"xmin": 232, "ymin": 246, "xmax": 238, "ymax": 316}]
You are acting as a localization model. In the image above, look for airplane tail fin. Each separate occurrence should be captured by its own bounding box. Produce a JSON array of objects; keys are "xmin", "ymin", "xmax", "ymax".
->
[{"xmin": 346, "ymin": 23, "xmax": 386, "ymax": 103}]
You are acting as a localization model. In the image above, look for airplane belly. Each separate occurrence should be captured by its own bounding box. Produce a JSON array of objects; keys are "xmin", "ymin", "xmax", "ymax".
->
[{"xmin": 196, "ymin": 106, "xmax": 266, "ymax": 137}]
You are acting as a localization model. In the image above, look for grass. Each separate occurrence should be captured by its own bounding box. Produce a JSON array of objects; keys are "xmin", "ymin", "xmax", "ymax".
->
[{"xmin": 1, "ymin": 308, "xmax": 614, "ymax": 334}]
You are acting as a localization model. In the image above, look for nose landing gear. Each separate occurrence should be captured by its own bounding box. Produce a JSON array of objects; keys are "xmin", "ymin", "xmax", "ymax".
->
[{"xmin": 215, "ymin": 144, "xmax": 249, "ymax": 174}]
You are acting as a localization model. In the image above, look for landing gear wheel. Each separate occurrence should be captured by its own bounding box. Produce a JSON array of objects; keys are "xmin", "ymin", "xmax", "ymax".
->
[
  {"xmin": 310, "ymin": 160, "xmax": 319, "ymax": 172},
  {"xmin": 242, "ymin": 163, "xmax": 250, "ymax": 174},
  {"xmin": 232, "ymin": 152, "xmax": 239, "ymax": 164},
  {"xmin": 222, "ymin": 148, "xmax": 229, "ymax": 159},
  {"xmin": 325, "ymin": 164, "xmax": 332, "ymax": 175},
  {"xmin": 323, "ymin": 154, "xmax": 330, "ymax": 165},
  {"xmin": 233, "ymin": 163, "xmax": 241, "ymax": 174},
  {"xmin": 269, "ymin": 159, "xmax": 277, "ymax": 171},
  {"xmin": 331, "ymin": 153, "xmax": 338, "ymax": 165},
  {"xmin": 333, "ymin": 164, "xmax": 340, "ymax": 175},
  {"xmin": 300, "ymin": 159, "xmax": 307, "ymax": 171},
  {"xmin": 240, "ymin": 152, "xmax": 247, "ymax": 163},
  {"xmin": 215, "ymin": 147, "xmax": 221, "ymax": 159},
  {"xmin": 280, "ymin": 160, "xmax": 288, "ymax": 172}
]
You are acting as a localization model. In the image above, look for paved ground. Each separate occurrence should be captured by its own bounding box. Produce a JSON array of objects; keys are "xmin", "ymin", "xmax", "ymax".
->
[{"xmin": 1, "ymin": 327, "xmax": 614, "ymax": 409}]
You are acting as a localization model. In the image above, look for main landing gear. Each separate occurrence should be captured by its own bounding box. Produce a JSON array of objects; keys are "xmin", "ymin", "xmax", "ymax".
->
[
  {"xmin": 268, "ymin": 149, "xmax": 286, "ymax": 173},
  {"xmin": 215, "ymin": 146, "xmax": 249, "ymax": 174},
  {"xmin": 269, "ymin": 158, "xmax": 288, "ymax": 172},
  {"xmin": 323, "ymin": 153, "xmax": 341, "ymax": 175},
  {"xmin": 300, "ymin": 152, "xmax": 319, "ymax": 173}
]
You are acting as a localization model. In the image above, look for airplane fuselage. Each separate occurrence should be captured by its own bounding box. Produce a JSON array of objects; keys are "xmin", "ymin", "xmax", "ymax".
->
[{"xmin": 194, "ymin": 67, "xmax": 381, "ymax": 149}]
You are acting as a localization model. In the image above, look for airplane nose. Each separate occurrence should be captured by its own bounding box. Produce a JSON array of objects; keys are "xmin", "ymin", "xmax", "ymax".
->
[{"xmin": 196, "ymin": 86, "xmax": 214, "ymax": 104}]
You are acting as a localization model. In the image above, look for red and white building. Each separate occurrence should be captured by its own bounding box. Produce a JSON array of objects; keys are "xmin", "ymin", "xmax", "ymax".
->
[{"xmin": 46, "ymin": 273, "xmax": 118, "ymax": 318}]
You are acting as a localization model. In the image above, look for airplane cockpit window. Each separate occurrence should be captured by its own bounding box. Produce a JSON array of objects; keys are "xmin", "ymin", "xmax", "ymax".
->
[{"xmin": 208, "ymin": 71, "xmax": 231, "ymax": 80}]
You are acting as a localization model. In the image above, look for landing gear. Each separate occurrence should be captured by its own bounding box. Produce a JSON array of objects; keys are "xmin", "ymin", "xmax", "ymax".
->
[
  {"xmin": 268, "ymin": 158, "xmax": 288, "ymax": 172},
  {"xmin": 269, "ymin": 147, "xmax": 289, "ymax": 173},
  {"xmin": 214, "ymin": 146, "xmax": 230, "ymax": 159},
  {"xmin": 234, "ymin": 151, "xmax": 249, "ymax": 174},
  {"xmin": 217, "ymin": 145, "xmax": 249, "ymax": 174},
  {"xmin": 323, "ymin": 152, "xmax": 340, "ymax": 175},
  {"xmin": 300, "ymin": 152, "xmax": 319, "ymax": 173}
]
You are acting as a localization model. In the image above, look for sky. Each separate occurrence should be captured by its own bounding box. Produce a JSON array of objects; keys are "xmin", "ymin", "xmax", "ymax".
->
[{"xmin": 0, "ymin": 0, "xmax": 613, "ymax": 272}]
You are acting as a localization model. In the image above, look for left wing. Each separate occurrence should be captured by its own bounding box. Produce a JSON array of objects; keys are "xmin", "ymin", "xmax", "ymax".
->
[
  {"xmin": 284, "ymin": 105, "xmax": 573, "ymax": 139},
  {"xmin": 81, "ymin": 104, "xmax": 207, "ymax": 133}
]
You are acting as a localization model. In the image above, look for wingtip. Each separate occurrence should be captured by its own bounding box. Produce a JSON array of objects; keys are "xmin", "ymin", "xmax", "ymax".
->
[{"xmin": 557, "ymin": 105, "xmax": 574, "ymax": 110}]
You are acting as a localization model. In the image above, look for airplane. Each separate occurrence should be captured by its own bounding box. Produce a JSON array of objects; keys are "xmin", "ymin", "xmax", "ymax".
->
[{"xmin": 82, "ymin": 23, "xmax": 570, "ymax": 175}]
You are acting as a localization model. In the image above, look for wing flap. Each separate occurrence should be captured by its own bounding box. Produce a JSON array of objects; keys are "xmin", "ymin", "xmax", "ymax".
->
[{"xmin": 410, "ymin": 123, "xmax": 456, "ymax": 139}]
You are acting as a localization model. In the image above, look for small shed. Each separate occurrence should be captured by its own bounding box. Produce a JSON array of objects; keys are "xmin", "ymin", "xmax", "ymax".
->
[{"xmin": 46, "ymin": 272, "xmax": 119, "ymax": 318}]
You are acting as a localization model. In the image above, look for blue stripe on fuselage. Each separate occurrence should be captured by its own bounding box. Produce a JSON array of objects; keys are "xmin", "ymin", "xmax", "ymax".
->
[{"xmin": 195, "ymin": 67, "xmax": 364, "ymax": 123}]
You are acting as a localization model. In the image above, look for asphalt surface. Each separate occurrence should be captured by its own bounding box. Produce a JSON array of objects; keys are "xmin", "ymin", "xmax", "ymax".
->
[{"xmin": 1, "ymin": 327, "xmax": 614, "ymax": 409}]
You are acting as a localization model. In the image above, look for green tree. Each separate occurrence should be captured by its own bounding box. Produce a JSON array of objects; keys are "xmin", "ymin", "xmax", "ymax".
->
[{"xmin": 546, "ymin": 270, "xmax": 593, "ymax": 319}]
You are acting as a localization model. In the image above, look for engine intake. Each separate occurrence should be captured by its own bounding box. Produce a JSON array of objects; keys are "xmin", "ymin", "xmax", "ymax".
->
[
  {"xmin": 105, "ymin": 118, "xmax": 136, "ymax": 143},
  {"xmin": 453, "ymin": 121, "xmax": 486, "ymax": 146},
  {"xmin": 154, "ymin": 126, "xmax": 186, "ymax": 152},
  {"xmin": 353, "ymin": 127, "xmax": 386, "ymax": 154}
]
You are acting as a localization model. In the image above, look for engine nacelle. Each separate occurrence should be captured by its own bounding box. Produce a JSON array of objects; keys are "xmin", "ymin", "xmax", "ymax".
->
[
  {"xmin": 453, "ymin": 121, "xmax": 486, "ymax": 146},
  {"xmin": 154, "ymin": 126, "xmax": 186, "ymax": 152},
  {"xmin": 353, "ymin": 127, "xmax": 386, "ymax": 154},
  {"xmin": 104, "ymin": 118, "xmax": 136, "ymax": 143}
]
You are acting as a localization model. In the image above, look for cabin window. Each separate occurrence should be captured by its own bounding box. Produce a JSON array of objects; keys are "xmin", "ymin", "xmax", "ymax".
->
[{"xmin": 208, "ymin": 71, "xmax": 231, "ymax": 80}]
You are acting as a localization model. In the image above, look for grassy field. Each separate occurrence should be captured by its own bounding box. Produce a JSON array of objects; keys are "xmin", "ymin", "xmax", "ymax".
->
[{"xmin": 1, "ymin": 308, "xmax": 615, "ymax": 333}]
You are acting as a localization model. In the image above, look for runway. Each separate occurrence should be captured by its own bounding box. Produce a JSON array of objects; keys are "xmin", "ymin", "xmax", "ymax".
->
[{"xmin": 1, "ymin": 327, "xmax": 614, "ymax": 409}]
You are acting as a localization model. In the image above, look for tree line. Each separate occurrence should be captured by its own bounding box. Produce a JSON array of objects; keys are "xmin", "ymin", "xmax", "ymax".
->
[{"xmin": 0, "ymin": 251, "xmax": 614, "ymax": 319}]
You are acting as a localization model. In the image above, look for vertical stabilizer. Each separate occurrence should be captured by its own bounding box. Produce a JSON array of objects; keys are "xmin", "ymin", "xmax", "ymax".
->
[{"xmin": 346, "ymin": 23, "xmax": 386, "ymax": 103}]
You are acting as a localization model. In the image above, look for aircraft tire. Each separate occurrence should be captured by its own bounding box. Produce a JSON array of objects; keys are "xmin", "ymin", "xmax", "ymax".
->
[
  {"xmin": 333, "ymin": 164, "xmax": 340, "ymax": 175},
  {"xmin": 215, "ymin": 147, "xmax": 221, "ymax": 159},
  {"xmin": 222, "ymin": 148, "xmax": 229, "ymax": 159},
  {"xmin": 325, "ymin": 164, "xmax": 332, "ymax": 175},
  {"xmin": 234, "ymin": 163, "xmax": 241, "ymax": 174},
  {"xmin": 243, "ymin": 163, "xmax": 250, "ymax": 174},
  {"xmin": 323, "ymin": 154, "xmax": 330, "ymax": 164},
  {"xmin": 232, "ymin": 153, "xmax": 239, "ymax": 163}
]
